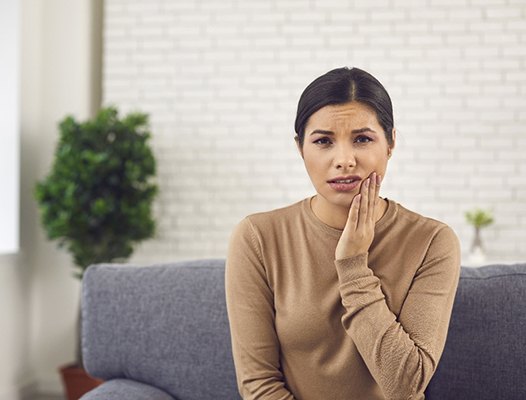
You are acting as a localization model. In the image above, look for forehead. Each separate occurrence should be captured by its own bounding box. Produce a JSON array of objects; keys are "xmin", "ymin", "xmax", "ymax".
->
[{"xmin": 307, "ymin": 102, "xmax": 381, "ymax": 129}]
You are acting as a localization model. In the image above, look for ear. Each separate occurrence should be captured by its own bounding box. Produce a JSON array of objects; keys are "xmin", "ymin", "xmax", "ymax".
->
[
  {"xmin": 295, "ymin": 136, "xmax": 304, "ymax": 159},
  {"xmin": 389, "ymin": 128, "xmax": 396, "ymax": 155}
]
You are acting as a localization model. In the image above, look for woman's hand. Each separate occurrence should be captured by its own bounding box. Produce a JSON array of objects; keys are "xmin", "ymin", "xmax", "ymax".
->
[{"xmin": 335, "ymin": 172, "xmax": 382, "ymax": 260}]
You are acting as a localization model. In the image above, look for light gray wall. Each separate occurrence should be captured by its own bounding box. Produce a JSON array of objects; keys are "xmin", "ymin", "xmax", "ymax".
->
[
  {"xmin": 0, "ymin": 1, "xmax": 26, "ymax": 399},
  {"xmin": 104, "ymin": 0, "xmax": 526, "ymax": 263},
  {"xmin": 0, "ymin": 0, "xmax": 102, "ymax": 398},
  {"xmin": 26, "ymin": 0, "xmax": 102, "ymax": 395}
]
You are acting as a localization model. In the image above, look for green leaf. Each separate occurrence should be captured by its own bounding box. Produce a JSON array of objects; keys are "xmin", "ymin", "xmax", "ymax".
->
[
  {"xmin": 465, "ymin": 208, "xmax": 494, "ymax": 228},
  {"xmin": 33, "ymin": 107, "xmax": 158, "ymax": 277}
]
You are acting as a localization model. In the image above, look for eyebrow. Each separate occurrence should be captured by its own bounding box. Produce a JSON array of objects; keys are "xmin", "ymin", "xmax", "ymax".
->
[{"xmin": 309, "ymin": 127, "xmax": 376, "ymax": 136}]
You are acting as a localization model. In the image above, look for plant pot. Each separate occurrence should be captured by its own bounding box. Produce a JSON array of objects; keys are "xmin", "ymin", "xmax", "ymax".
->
[
  {"xmin": 59, "ymin": 363, "xmax": 103, "ymax": 400},
  {"xmin": 468, "ymin": 227, "xmax": 487, "ymax": 265}
]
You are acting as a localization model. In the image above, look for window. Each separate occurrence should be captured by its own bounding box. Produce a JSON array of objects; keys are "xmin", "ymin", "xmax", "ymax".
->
[{"xmin": 0, "ymin": 0, "xmax": 20, "ymax": 254}]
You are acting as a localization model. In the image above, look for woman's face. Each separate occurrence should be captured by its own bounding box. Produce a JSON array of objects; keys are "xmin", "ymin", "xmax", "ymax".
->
[{"xmin": 297, "ymin": 101, "xmax": 395, "ymax": 209}]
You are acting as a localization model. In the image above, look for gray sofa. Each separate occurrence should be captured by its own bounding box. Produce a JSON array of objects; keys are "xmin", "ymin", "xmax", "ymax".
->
[{"xmin": 80, "ymin": 259, "xmax": 526, "ymax": 400}]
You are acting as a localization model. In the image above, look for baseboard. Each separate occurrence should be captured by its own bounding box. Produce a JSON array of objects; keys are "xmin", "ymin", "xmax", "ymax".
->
[
  {"xmin": 20, "ymin": 381, "xmax": 38, "ymax": 400},
  {"xmin": 0, "ymin": 379, "xmax": 36, "ymax": 400},
  {"xmin": 0, "ymin": 388, "xmax": 20, "ymax": 400},
  {"xmin": 33, "ymin": 374, "xmax": 64, "ymax": 397}
]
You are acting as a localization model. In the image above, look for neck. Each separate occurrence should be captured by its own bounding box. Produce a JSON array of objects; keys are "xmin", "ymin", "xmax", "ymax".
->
[{"xmin": 311, "ymin": 195, "xmax": 387, "ymax": 230}]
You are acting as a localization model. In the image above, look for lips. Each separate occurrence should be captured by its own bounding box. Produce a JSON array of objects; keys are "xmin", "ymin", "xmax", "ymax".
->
[
  {"xmin": 327, "ymin": 175, "xmax": 361, "ymax": 184},
  {"xmin": 327, "ymin": 175, "xmax": 362, "ymax": 192}
]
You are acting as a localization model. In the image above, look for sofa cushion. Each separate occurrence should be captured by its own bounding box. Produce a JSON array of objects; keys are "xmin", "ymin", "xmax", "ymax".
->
[
  {"xmin": 425, "ymin": 263, "xmax": 526, "ymax": 400},
  {"xmin": 80, "ymin": 379, "xmax": 175, "ymax": 400},
  {"xmin": 82, "ymin": 259, "xmax": 240, "ymax": 400}
]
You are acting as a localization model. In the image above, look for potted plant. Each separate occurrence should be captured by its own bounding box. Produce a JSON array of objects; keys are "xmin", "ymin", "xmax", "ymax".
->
[
  {"xmin": 465, "ymin": 208, "xmax": 494, "ymax": 264},
  {"xmin": 34, "ymin": 106, "xmax": 158, "ymax": 400}
]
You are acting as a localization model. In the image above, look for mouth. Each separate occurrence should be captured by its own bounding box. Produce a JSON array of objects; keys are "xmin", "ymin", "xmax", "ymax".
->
[
  {"xmin": 327, "ymin": 175, "xmax": 361, "ymax": 184},
  {"xmin": 328, "ymin": 178, "xmax": 359, "ymax": 184},
  {"xmin": 327, "ymin": 176, "xmax": 362, "ymax": 192}
]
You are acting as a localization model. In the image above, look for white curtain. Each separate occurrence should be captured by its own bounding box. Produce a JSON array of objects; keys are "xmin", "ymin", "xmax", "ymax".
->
[{"xmin": 0, "ymin": 0, "xmax": 20, "ymax": 254}]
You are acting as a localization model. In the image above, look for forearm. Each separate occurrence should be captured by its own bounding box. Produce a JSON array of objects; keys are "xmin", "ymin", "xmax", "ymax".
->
[
  {"xmin": 235, "ymin": 374, "xmax": 295, "ymax": 400},
  {"xmin": 227, "ymin": 289, "xmax": 297, "ymax": 400},
  {"xmin": 334, "ymin": 252, "xmax": 459, "ymax": 399},
  {"xmin": 228, "ymin": 310, "xmax": 295, "ymax": 399},
  {"xmin": 226, "ymin": 217, "xmax": 296, "ymax": 400}
]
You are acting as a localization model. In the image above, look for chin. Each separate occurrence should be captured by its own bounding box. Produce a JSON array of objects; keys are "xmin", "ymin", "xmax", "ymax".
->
[{"xmin": 318, "ymin": 189, "xmax": 356, "ymax": 208}]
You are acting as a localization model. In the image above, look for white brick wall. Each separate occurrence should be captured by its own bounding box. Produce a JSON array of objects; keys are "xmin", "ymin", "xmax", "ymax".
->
[{"xmin": 104, "ymin": 0, "xmax": 526, "ymax": 263}]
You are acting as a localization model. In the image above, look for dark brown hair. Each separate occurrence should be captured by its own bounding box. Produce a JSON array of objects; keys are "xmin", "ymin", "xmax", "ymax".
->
[{"xmin": 294, "ymin": 67, "xmax": 394, "ymax": 148}]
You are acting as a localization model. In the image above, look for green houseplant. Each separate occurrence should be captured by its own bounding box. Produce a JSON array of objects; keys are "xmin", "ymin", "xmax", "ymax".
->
[
  {"xmin": 34, "ymin": 106, "xmax": 158, "ymax": 399},
  {"xmin": 465, "ymin": 208, "xmax": 494, "ymax": 263}
]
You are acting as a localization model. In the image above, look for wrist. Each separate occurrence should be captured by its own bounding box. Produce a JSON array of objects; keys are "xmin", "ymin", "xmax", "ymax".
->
[
  {"xmin": 334, "ymin": 253, "xmax": 370, "ymax": 282},
  {"xmin": 335, "ymin": 251, "xmax": 368, "ymax": 262}
]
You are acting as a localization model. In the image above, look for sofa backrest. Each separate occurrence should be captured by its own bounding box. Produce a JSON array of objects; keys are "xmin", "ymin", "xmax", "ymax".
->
[
  {"xmin": 425, "ymin": 263, "xmax": 526, "ymax": 400},
  {"xmin": 83, "ymin": 260, "xmax": 526, "ymax": 400},
  {"xmin": 82, "ymin": 259, "xmax": 241, "ymax": 400}
]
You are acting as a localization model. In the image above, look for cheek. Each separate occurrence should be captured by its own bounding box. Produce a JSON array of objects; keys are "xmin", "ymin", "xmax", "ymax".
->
[
  {"xmin": 367, "ymin": 149, "xmax": 388, "ymax": 164},
  {"xmin": 363, "ymin": 153, "xmax": 388, "ymax": 176},
  {"xmin": 302, "ymin": 152, "xmax": 327, "ymax": 181},
  {"xmin": 303, "ymin": 158, "xmax": 319, "ymax": 177},
  {"xmin": 375, "ymin": 158, "xmax": 389, "ymax": 176}
]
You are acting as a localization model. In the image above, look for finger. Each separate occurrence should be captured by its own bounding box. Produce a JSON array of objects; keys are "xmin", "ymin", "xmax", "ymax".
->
[
  {"xmin": 359, "ymin": 178, "xmax": 369, "ymax": 226},
  {"xmin": 368, "ymin": 172, "xmax": 376, "ymax": 222},
  {"xmin": 348, "ymin": 194, "xmax": 361, "ymax": 231},
  {"xmin": 375, "ymin": 174, "xmax": 382, "ymax": 207}
]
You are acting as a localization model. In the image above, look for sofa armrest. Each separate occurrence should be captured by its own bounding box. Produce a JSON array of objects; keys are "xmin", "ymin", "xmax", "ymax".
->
[
  {"xmin": 80, "ymin": 379, "xmax": 175, "ymax": 400},
  {"xmin": 81, "ymin": 259, "xmax": 240, "ymax": 400},
  {"xmin": 425, "ymin": 263, "xmax": 526, "ymax": 399}
]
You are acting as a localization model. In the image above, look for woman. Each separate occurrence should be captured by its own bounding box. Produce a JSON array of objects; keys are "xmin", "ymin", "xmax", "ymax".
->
[{"xmin": 225, "ymin": 67, "xmax": 461, "ymax": 400}]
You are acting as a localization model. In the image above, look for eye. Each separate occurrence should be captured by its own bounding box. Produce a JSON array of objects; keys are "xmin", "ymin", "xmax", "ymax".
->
[
  {"xmin": 313, "ymin": 137, "xmax": 332, "ymax": 146},
  {"xmin": 355, "ymin": 135, "xmax": 372, "ymax": 144}
]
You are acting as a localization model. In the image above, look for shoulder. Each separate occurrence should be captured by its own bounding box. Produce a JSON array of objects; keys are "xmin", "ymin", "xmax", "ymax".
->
[
  {"xmin": 235, "ymin": 198, "xmax": 305, "ymax": 235},
  {"xmin": 228, "ymin": 199, "xmax": 306, "ymax": 263},
  {"xmin": 395, "ymin": 202, "xmax": 457, "ymax": 240},
  {"xmin": 394, "ymin": 201, "xmax": 461, "ymax": 264}
]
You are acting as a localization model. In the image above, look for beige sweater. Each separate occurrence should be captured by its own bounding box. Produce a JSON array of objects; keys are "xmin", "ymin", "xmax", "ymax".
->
[{"xmin": 225, "ymin": 196, "xmax": 461, "ymax": 400}]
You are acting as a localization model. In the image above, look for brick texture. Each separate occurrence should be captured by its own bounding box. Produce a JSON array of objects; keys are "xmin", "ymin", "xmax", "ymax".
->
[{"xmin": 104, "ymin": 0, "xmax": 526, "ymax": 263}]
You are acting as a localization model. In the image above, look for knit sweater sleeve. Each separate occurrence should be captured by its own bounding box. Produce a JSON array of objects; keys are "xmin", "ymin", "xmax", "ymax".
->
[
  {"xmin": 334, "ymin": 225, "xmax": 461, "ymax": 400},
  {"xmin": 225, "ymin": 217, "xmax": 296, "ymax": 400}
]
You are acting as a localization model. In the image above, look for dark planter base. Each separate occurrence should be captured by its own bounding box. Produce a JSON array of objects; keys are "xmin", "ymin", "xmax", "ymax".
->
[{"xmin": 59, "ymin": 364, "xmax": 103, "ymax": 400}]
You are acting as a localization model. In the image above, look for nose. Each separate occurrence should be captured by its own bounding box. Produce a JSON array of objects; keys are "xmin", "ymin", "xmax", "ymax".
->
[{"xmin": 334, "ymin": 144, "xmax": 356, "ymax": 169}]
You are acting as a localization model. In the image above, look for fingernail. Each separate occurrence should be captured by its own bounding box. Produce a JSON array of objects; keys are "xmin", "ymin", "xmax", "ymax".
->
[
  {"xmin": 377, "ymin": 175, "xmax": 382, "ymax": 185},
  {"xmin": 365, "ymin": 178, "xmax": 370, "ymax": 187}
]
